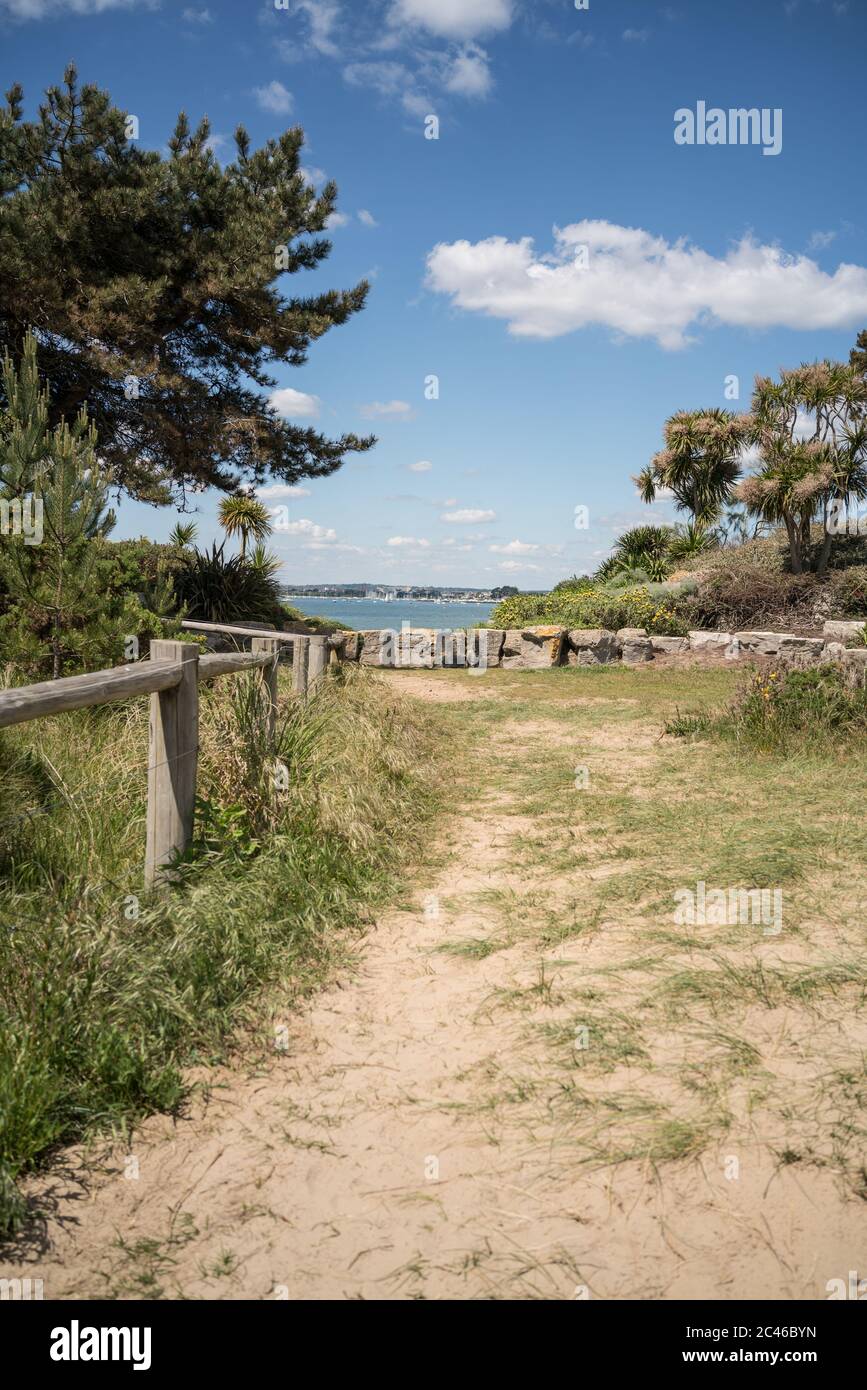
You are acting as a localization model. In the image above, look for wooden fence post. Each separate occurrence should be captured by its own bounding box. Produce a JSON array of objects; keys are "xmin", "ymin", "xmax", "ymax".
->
[
  {"xmin": 307, "ymin": 635, "xmax": 328, "ymax": 690},
  {"xmin": 252, "ymin": 636, "xmax": 280, "ymax": 740},
  {"xmin": 293, "ymin": 635, "xmax": 310, "ymax": 696},
  {"xmin": 145, "ymin": 640, "xmax": 199, "ymax": 889}
]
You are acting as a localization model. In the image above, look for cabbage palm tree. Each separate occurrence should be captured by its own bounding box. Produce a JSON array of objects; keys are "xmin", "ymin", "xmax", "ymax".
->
[
  {"xmin": 218, "ymin": 493, "xmax": 272, "ymax": 558},
  {"xmin": 636, "ymin": 408, "xmax": 755, "ymax": 527},
  {"xmin": 736, "ymin": 362, "xmax": 867, "ymax": 574}
]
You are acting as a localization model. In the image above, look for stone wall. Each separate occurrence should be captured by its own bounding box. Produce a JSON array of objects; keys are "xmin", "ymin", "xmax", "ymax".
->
[{"xmin": 333, "ymin": 620, "xmax": 867, "ymax": 682}]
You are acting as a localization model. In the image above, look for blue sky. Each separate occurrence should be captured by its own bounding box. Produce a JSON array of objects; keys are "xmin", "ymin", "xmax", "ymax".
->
[{"xmin": 3, "ymin": 0, "xmax": 866, "ymax": 588}]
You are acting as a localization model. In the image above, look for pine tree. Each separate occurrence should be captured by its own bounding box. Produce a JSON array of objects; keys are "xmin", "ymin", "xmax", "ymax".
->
[
  {"xmin": 0, "ymin": 335, "xmax": 117, "ymax": 677},
  {"xmin": 0, "ymin": 66, "xmax": 375, "ymax": 503}
]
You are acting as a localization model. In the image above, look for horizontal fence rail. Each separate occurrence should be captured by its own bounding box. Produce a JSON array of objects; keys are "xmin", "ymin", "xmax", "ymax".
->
[
  {"xmin": 182, "ymin": 619, "xmax": 339, "ymax": 644},
  {"xmin": 0, "ymin": 659, "xmax": 184, "ymax": 730},
  {"xmin": 197, "ymin": 650, "xmax": 273, "ymax": 682},
  {"xmin": 0, "ymin": 623, "xmax": 335, "ymax": 889},
  {"xmin": 180, "ymin": 620, "xmax": 333, "ymax": 694},
  {"xmin": 181, "ymin": 620, "xmax": 300, "ymax": 643}
]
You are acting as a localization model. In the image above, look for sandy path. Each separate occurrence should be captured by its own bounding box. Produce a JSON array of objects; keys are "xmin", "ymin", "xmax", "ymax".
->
[{"xmin": 3, "ymin": 671, "xmax": 864, "ymax": 1300}]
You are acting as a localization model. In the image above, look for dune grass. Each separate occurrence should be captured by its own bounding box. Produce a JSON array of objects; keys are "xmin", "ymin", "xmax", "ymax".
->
[{"xmin": 0, "ymin": 664, "xmax": 443, "ymax": 1236}]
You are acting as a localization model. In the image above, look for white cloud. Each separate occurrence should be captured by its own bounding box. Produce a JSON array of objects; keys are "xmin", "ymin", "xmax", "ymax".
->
[
  {"xmin": 441, "ymin": 508, "xmax": 496, "ymax": 523},
  {"xmin": 254, "ymin": 81, "xmax": 293, "ymax": 115},
  {"xmin": 182, "ymin": 6, "xmax": 212, "ymax": 22},
  {"xmin": 326, "ymin": 211, "xmax": 351, "ymax": 228},
  {"xmin": 426, "ymin": 220, "xmax": 867, "ymax": 350},
  {"xmin": 357, "ymin": 209, "xmax": 378, "ymax": 227},
  {"xmin": 256, "ymin": 483, "xmax": 311, "ymax": 499},
  {"xmin": 204, "ymin": 131, "xmax": 229, "ymax": 155},
  {"xmin": 408, "ymin": 459, "xmax": 433, "ymax": 473},
  {"xmin": 361, "ymin": 399, "xmax": 413, "ymax": 419},
  {"xmin": 268, "ymin": 387, "xmax": 321, "ymax": 419},
  {"xmin": 401, "ymin": 91, "xmax": 433, "ymax": 119},
  {"xmin": 489, "ymin": 539, "xmax": 539, "ymax": 554},
  {"xmin": 443, "ymin": 45, "xmax": 493, "ymax": 98},
  {"xmin": 306, "ymin": 540, "xmax": 363, "ymax": 552},
  {"xmin": 807, "ymin": 229, "xmax": 837, "ymax": 251},
  {"xmin": 387, "ymin": 535, "xmax": 430, "ymax": 547},
  {"xmin": 342, "ymin": 39, "xmax": 491, "ymax": 113},
  {"xmin": 300, "ymin": 164, "xmax": 327, "ymax": 186},
  {"xmin": 389, "ymin": 0, "xmax": 513, "ymax": 40},
  {"xmin": 283, "ymin": 0, "xmax": 340, "ymax": 58},
  {"xmin": 343, "ymin": 61, "xmax": 410, "ymax": 98},
  {"xmin": 623, "ymin": 28, "xmax": 650, "ymax": 42},
  {"xmin": 283, "ymin": 518, "xmax": 337, "ymax": 540},
  {"xmin": 499, "ymin": 559, "xmax": 541, "ymax": 571}
]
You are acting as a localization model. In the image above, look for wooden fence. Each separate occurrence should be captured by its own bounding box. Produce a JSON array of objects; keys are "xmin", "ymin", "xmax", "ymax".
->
[{"xmin": 0, "ymin": 624, "xmax": 337, "ymax": 888}]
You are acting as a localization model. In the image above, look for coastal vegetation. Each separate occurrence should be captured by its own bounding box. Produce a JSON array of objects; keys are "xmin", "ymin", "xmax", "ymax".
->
[
  {"xmin": 495, "ymin": 338, "xmax": 867, "ymax": 639},
  {"xmin": 0, "ymin": 667, "xmax": 440, "ymax": 1235},
  {"xmin": 1, "ymin": 64, "xmax": 865, "ymax": 1294}
]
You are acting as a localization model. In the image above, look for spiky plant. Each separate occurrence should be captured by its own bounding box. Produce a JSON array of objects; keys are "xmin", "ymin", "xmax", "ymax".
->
[
  {"xmin": 169, "ymin": 520, "xmax": 198, "ymax": 549},
  {"xmin": 248, "ymin": 543, "xmax": 282, "ymax": 578},
  {"xmin": 174, "ymin": 543, "xmax": 282, "ymax": 624},
  {"xmin": 596, "ymin": 525, "xmax": 676, "ymax": 583},
  {"xmin": 668, "ymin": 521, "xmax": 716, "ymax": 564}
]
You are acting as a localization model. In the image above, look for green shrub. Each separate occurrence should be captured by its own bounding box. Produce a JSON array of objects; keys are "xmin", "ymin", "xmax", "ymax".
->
[
  {"xmin": 174, "ymin": 543, "xmax": 284, "ymax": 625},
  {"xmin": 667, "ymin": 665, "xmax": 867, "ymax": 754},
  {"xmin": 678, "ymin": 533, "xmax": 788, "ymax": 576},
  {"xmin": 490, "ymin": 584, "xmax": 688, "ymax": 636},
  {"xmin": 825, "ymin": 566, "xmax": 867, "ymax": 617},
  {"xmin": 733, "ymin": 666, "xmax": 867, "ymax": 742},
  {"xmin": 552, "ymin": 574, "xmax": 595, "ymax": 593},
  {"xmin": 0, "ymin": 546, "xmax": 188, "ymax": 679},
  {"xmin": 682, "ymin": 565, "xmax": 818, "ymax": 631},
  {"xmin": 280, "ymin": 603, "xmax": 351, "ymax": 633}
]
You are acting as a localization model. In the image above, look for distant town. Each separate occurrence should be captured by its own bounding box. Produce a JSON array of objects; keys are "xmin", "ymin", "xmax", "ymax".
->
[{"xmin": 283, "ymin": 583, "xmax": 519, "ymax": 601}]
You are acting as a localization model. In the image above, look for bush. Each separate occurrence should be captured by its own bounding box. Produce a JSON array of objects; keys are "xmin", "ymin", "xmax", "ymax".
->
[
  {"xmin": 280, "ymin": 603, "xmax": 351, "ymax": 634},
  {"xmin": 174, "ymin": 544, "xmax": 284, "ymax": 626},
  {"xmin": 490, "ymin": 584, "xmax": 688, "ymax": 636},
  {"xmin": 825, "ymin": 566, "xmax": 867, "ymax": 618},
  {"xmin": 732, "ymin": 666, "xmax": 867, "ymax": 742},
  {"xmin": 0, "ymin": 536, "xmax": 190, "ymax": 679},
  {"xmin": 678, "ymin": 533, "xmax": 788, "ymax": 577},
  {"xmin": 667, "ymin": 665, "xmax": 867, "ymax": 754},
  {"xmin": 681, "ymin": 565, "xmax": 819, "ymax": 631}
]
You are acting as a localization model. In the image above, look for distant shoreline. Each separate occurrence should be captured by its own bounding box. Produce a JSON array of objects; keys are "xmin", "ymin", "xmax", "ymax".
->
[{"xmin": 285, "ymin": 594, "xmax": 497, "ymax": 603}]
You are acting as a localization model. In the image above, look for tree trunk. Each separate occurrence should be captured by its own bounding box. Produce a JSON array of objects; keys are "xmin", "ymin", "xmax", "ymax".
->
[
  {"xmin": 815, "ymin": 500, "xmax": 836, "ymax": 577},
  {"xmin": 52, "ymin": 616, "xmax": 62, "ymax": 680},
  {"xmin": 784, "ymin": 513, "xmax": 802, "ymax": 573}
]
